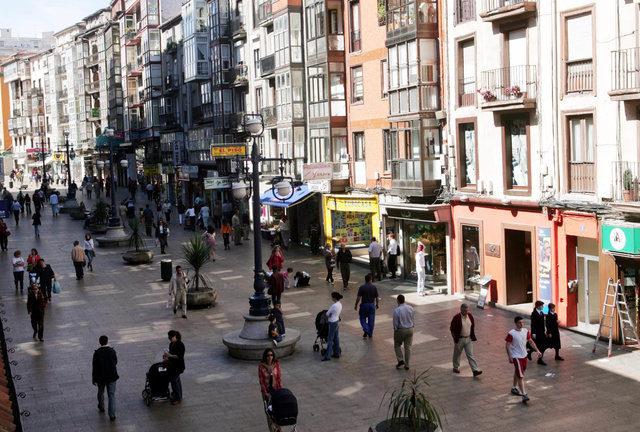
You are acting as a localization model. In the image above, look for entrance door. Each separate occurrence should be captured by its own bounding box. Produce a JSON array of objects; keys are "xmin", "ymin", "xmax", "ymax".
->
[
  {"xmin": 505, "ymin": 229, "xmax": 533, "ymax": 305},
  {"xmin": 576, "ymin": 254, "xmax": 600, "ymax": 332}
]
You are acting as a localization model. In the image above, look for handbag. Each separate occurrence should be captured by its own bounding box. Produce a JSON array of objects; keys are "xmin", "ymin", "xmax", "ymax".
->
[{"xmin": 53, "ymin": 280, "xmax": 61, "ymax": 294}]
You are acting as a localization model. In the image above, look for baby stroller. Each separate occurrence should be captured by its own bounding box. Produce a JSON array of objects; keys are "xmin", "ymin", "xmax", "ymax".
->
[
  {"xmin": 141, "ymin": 362, "xmax": 171, "ymax": 406},
  {"xmin": 312, "ymin": 310, "xmax": 329, "ymax": 356},
  {"xmin": 263, "ymin": 388, "xmax": 298, "ymax": 432}
]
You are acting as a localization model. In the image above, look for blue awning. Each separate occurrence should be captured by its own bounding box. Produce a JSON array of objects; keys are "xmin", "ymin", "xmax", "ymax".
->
[
  {"xmin": 95, "ymin": 134, "xmax": 125, "ymax": 148},
  {"xmin": 260, "ymin": 184, "xmax": 315, "ymax": 208}
]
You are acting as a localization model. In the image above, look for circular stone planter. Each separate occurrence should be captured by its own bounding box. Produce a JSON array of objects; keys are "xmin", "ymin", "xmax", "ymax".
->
[
  {"xmin": 370, "ymin": 419, "xmax": 441, "ymax": 432},
  {"xmin": 122, "ymin": 250, "xmax": 154, "ymax": 264},
  {"xmin": 187, "ymin": 288, "xmax": 217, "ymax": 308},
  {"xmin": 89, "ymin": 224, "xmax": 108, "ymax": 234}
]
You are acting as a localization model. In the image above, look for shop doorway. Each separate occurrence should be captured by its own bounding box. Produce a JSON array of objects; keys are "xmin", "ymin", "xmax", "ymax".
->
[
  {"xmin": 575, "ymin": 253, "xmax": 600, "ymax": 332},
  {"xmin": 505, "ymin": 229, "xmax": 533, "ymax": 305},
  {"xmin": 616, "ymin": 259, "xmax": 640, "ymax": 339}
]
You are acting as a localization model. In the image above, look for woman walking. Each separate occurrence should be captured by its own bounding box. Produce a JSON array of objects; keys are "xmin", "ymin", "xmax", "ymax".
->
[
  {"xmin": 221, "ymin": 219, "xmax": 232, "ymax": 250},
  {"xmin": 12, "ymin": 250, "xmax": 25, "ymax": 292},
  {"xmin": 84, "ymin": 233, "xmax": 96, "ymax": 271},
  {"xmin": 162, "ymin": 200, "xmax": 172, "ymax": 224},
  {"xmin": 258, "ymin": 348, "xmax": 282, "ymax": 400},
  {"xmin": 202, "ymin": 225, "xmax": 216, "ymax": 261},
  {"xmin": 27, "ymin": 248, "xmax": 41, "ymax": 273},
  {"xmin": 165, "ymin": 330, "xmax": 185, "ymax": 405},
  {"xmin": 323, "ymin": 244, "xmax": 336, "ymax": 285},
  {"xmin": 267, "ymin": 245, "xmax": 284, "ymax": 272},
  {"xmin": 0, "ymin": 218, "xmax": 9, "ymax": 251},
  {"xmin": 24, "ymin": 193, "xmax": 31, "ymax": 216},
  {"xmin": 32, "ymin": 211, "xmax": 42, "ymax": 238},
  {"xmin": 156, "ymin": 218, "xmax": 169, "ymax": 254},
  {"xmin": 321, "ymin": 291, "xmax": 343, "ymax": 361},
  {"xmin": 546, "ymin": 303, "xmax": 564, "ymax": 361}
]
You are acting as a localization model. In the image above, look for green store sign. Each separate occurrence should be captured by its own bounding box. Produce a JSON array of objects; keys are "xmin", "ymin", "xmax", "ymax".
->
[{"xmin": 602, "ymin": 225, "xmax": 640, "ymax": 254}]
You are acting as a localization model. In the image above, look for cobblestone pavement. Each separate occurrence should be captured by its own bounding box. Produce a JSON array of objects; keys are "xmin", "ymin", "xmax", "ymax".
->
[{"xmin": 1, "ymin": 184, "xmax": 640, "ymax": 432}]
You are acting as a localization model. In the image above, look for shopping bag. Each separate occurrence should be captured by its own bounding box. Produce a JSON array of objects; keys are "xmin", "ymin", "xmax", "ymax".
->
[
  {"xmin": 53, "ymin": 280, "xmax": 62, "ymax": 294},
  {"xmin": 166, "ymin": 295, "xmax": 173, "ymax": 309}
]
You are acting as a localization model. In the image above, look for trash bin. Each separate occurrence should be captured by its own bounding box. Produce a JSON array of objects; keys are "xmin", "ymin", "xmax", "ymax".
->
[
  {"xmin": 184, "ymin": 215, "xmax": 196, "ymax": 231},
  {"xmin": 161, "ymin": 259, "xmax": 172, "ymax": 282}
]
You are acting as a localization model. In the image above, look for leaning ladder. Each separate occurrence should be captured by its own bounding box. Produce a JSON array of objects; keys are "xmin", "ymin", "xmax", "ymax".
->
[{"xmin": 592, "ymin": 278, "xmax": 639, "ymax": 357}]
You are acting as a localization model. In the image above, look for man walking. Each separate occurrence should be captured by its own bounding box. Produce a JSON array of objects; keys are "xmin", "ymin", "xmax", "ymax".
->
[
  {"xmin": 170, "ymin": 266, "xmax": 189, "ymax": 319},
  {"xmin": 27, "ymin": 284, "xmax": 47, "ymax": 341},
  {"xmin": 35, "ymin": 259, "xmax": 56, "ymax": 302},
  {"xmin": 506, "ymin": 316, "xmax": 542, "ymax": 403},
  {"xmin": 231, "ymin": 210, "xmax": 243, "ymax": 245},
  {"xmin": 92, "ymin": 335, "xmax": 119, "ymax": 421},
  {"xmin": 11, "ymin": 200, "xmax": 21, "ymax": 225},
  {"xmin": 71, "ymin": 240, "xmax": 86, "ymax": 280},
  {"xmin": 368, "ymin": 237, "xmax": 383, "ymax": 281},
  {"xmin": 336, "ymin": 243, "xmax": 352, "ymax": 290},
  {"xmin": 450, "ymin": 304, "xmax": 482, "ymax": 376},
  {"xmin": 354, "ymin": 274, "xmax": 379, "ymax": 338},
  {"xmin": 142, "ymin": 204, "xmax": 154, "ymax": 237},
  {"xmin": 393, "ymin": 295, "xmax": 414, "ymax": 370},
  {"xmin": 49, "ymin": 192, "xmax": 59, "ymax": 217},
  {"xmin": 387, "ymin": 233, "xmax": 399, "ymax": 278}
]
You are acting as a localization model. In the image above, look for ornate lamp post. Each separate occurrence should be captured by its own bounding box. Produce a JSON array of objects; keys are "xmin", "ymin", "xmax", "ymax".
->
[
  {"xmin": 63, "ymin": 130, "xmax": 76, "ymax": 197},
  {"xmin": 40, "ymin": 131, "xmax": 47, "ymax": 187},
  {"xmin": 103, "ymin": 127, "xmax": 121, "ymax": 227}
]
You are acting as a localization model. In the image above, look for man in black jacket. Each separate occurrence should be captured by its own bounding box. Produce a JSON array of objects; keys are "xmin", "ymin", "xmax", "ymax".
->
[
  {"xmin": 35, "ymin": 259, "xmax": 56, "ymax": 301},
  {"xmin": 336, "ymin": 243, "xmax": 352, "ymax": 290},
  {"xmin": 529, "ymin": 300, "xmax": 547, "ymax": 365},
  {"xmin": 27, "ymin": 285, "xmax": 47, "ymax": 341},
  {"xmin": 92, "ymin": 335, "xmax": 119, "ymax": 421}
]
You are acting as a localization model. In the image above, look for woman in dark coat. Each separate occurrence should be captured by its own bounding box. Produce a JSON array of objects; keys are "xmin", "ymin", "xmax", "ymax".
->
[
  {"xmin": 165, "ymin": 330, "xmax": 185, "ymax": 405},
  {"xmin": 546, "ymin": 303, "xmax": 564, "ymax": 361},
  {"xmin": 529, "ymin": 300, "xmax": 547, "ymax": 365}
]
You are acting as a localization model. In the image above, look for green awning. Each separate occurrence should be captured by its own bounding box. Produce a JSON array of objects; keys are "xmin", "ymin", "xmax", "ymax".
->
[{"xmin": 95, "ymin": 135, "xmax": 125, "ymax": 148}]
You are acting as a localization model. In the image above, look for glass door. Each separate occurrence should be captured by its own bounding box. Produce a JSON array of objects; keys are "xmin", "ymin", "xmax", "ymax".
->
[{"xmin": 576, "ymin": 254, "xmax": 600, "ymax": 333}]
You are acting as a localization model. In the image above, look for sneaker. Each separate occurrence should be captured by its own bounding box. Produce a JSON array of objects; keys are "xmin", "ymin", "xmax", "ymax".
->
[
  {"xmin": 522, "ymin": 394, "xmax": 530, "ymax": 403},
  {"xmin": 321, "ymin": 357, "xmax": 330, "ymax": 361},
  {"xmin": 396, "ymin": 361, "xmax": 405, "ymax": 369},
  {"xmin": 511, "ymin": 387, "xmax": 522, "ymax": 396},
  {"xmin": 404, "ymin": 365, "xmax": 409, "ymax": 370},
  {"xmin": 473, "ymin": 370, "xmax": 483, "ymax": 377},
  {"xmin": 173, "ymin": 309, "xmax": 177, "ymax": 315}
]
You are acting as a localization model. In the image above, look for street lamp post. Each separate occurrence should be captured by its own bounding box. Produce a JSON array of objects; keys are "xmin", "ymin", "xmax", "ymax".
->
[
  {"xmin": 103, "ymin": 127, "xmax": 120, "ymax": 227},
  {"xmin": 63, "ymin": 130, "xmax": 75, "ymax": 197},
  {"xmin": 40, "ymin": 131, "xmax": 47, "ymax": 187}
]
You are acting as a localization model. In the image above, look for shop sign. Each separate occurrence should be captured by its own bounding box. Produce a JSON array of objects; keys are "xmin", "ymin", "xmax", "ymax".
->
[
  {"xmin": 177, "ymin": 167, "xmax": 190, "ymax": 182},
  {"xmin": 386, "ymin": 207, "xmax": 436, "ymax": 222},
  {"xmin": 326, "ymin": 197, "xmax": 378, "ymax": 213},
  {"xmin": 537, "ymin": 227, "xmax": 552, "ymax": 312},
  {"xmin": 173, "ymin": 141, "xmax": 182, "ymax": 166},
  {"xmin": 162, "ymin": 166, "xmax": 175, "ymax": 174},
  {"xmin": 204, "ymin": 177, "xmax": 231, "ymax": 190},
  {"xmin": 601, "ymin": 224, "xmax": 640, "ymax": 254},
  {"xmin": 210, "ymin": 145, "xmax": 246, "ymax": 158},
  {"xmin": 484, "ymin": 243, "xmax": 500, "ymax": 257},
  {"xmin": 144, "ymin": 165, "xmax": 160, "ymax": 176},
  {"xmin": 307, "ymin": 180, "xmax": 331, "ymax": 193},
  {"xmin": 53, "ymin": 152, "xmax": 65, "ymax": 161},
  {"xmin": 303, "ymin": 163, "xmax": 333, "ymax": 180},
  {"xmin": 181, "ymin": 165, "xmax": 199, "ymax": 178}
]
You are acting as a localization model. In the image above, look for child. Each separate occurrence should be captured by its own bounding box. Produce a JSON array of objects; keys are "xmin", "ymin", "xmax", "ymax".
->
[
  {"xmin": 294, "ymin": 271, "xmax": 311, "ymax": 287},
  {"xmin": 270, "ymin": 301, "xmax": 285, "ymax": 338},
  {"xmin": 268, "ymin": 314, "xmax": 282, "ymax": 346},
  {"xmin": 283, "ymin": 267, "xmax": 293, "ymax": 290},
  {"xmin": 545, "ymin": 303, "xmax": 564, "ymax": 361},
  {"xmin": 505, "ymin": 316, "xmax": 542, "ymax": 403}
]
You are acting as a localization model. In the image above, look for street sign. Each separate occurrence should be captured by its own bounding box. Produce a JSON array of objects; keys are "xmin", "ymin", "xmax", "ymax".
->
[
  {"xmin": 53, "ymin": 152, "xmax": 65, "ymax": 161},
  {"xmin": 204, "ymin": 177, "xmax": 231, "ymax": 190},
  {"xmin": 210, "ymin": 145, "xmax": 246, "ymax": 158}
]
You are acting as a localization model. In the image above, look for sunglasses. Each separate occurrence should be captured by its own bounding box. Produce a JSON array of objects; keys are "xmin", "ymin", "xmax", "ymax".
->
[{"xmin": 266, "ymin": 354, "xmax": 274, "ymax": 357}]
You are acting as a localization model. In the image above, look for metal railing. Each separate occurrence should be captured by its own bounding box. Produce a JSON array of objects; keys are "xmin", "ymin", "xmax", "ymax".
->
[
  {"xmin": 56, "ymin": 65, "xmax": 67, "ymax": 75},
  {"xmin": 233, "ymin": 64, "xmax": 248, "ymax": 85},
  {"xmin": 392, "ymin": 159, "xmax": 422, "ymax": 181},
  {"xmin": 86, "ymin": 53, "xmax": 100, "ymax": 66},
  {"xmin": 613, "ymin": 161, "xmax": 640, "ymax": 201},
  {"xmin": 260, "ymin": 54, "xmax": 275, "ymax": 77},
  {"xmin": 458, "ymin": 77, "xmax": 476, "ymax": 106},
  {"xmin": 58, "ymin": 114, "xmax": 69, "ymax": 124},
  {"xmin": 479, "ymin": 65, "xmax": 537, "ymax": 102},
  {"xmin": 57, "ymin": 90, "xmax": 68, "ymax": 99},
  {"xmin": 260, "ymin": 106, "xmax": 277, "ymax": 126},
  {"xmin": 565, "ymin": 59, "xmax": 593, "ymax": 93},
  {"xmin": 480, "ymin": 0, "xmax": 533, "ymax": 15},
  {"xmin": 568, "ymin": 161, "xmax": 595, "ymax": 194},
  {"xmin": 86, "ymin": 81, "xmax": 100, "ymax": 93},
  {"xmin": 455, "ymin": 0, "xmax": 476, "ymax": 24},
  {"xmin": 611, "ymin": 47, "xmax": 640, "ymax": 93}
]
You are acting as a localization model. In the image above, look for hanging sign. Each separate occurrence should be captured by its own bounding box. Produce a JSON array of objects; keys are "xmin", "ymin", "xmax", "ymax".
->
[
  {"xmin": 210, "ymin": 145, "xmax": 246, "ymax": 157},
  {"xmin": 53, "ymin": 152, "xmax": 65, "ymax": 161},
  {"xmin": 204, "ymin": 177, "xmax": 231, "ymax": 190}
]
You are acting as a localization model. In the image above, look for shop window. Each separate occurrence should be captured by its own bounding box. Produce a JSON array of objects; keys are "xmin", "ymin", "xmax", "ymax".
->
[
  {"xmin": 458, "ymin": 120, "xmax": 477, "ymax": 188},
  {"xmin": 462, "ymin": 225, "xmax": 481, "ymax": 293},
  {"xmin": 332, "ymin": 210, "xmax": 372, "ymax": 244},
  {"xmin": 406, "ymin": 223, "xmax": 447, "ymax": 282}
]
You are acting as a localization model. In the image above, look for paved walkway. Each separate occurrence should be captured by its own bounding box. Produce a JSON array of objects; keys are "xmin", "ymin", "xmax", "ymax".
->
[{"xmin": 1, "ymin": 184, "xmax": 640, "ymax": 431}]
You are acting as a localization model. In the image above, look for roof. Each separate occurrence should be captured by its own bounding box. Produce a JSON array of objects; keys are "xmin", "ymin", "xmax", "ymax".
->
[{"xmin": 159, "ymin": 13, "xmax": 183, "ymax": 31}]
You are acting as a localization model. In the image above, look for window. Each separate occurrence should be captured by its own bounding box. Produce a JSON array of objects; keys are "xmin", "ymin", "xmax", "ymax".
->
[
  {"xmin": 309, "ymin": 128, "xmax": 328, "ymax": 163},
  {"xmin": 308, "ymin": 65, "xmax": 328, "ymax": 118},
  {"xmin": 564, "ymin": 11, "xmax": 594, "ymax": 94},
  {"xmin": 332, "ymin": 128, "xmax": 348, "ymax": 162},
  {"xmin": 458, "ymin": 38, "xmax": 475, "ymax": 106},
  {"xmin": 458, "ymin": 121, "xmax": 477, "ymax": 188},
  {"xmin": 351, "ymin": 66, "xmax": 363, "ymax": 104},
  {"xmin": 354, "ymin": 132, "xmax": 365, "ymax": 161},
  {"xmin": 254, "ymin": 48, "xmax": 260, "ymax": 77},
  {"xmin": 274, "ymin": 15, "xmax": 290, "ymax": 68},
  {"xmin": 276, "ymin": 72, "xmax": 291, "ymax": 121},
  {"xmin": 383, "ymin": 129, "xmax": 396, "ymax": 172},
  {"xmin": 330, "ymin": 62, "xmax": 346, "ymax": 115},
  {"xmin": 567, "ymin": 114, "xmax": 595, "ymax": 193},
  {"xmin": 455, "ymin": 0, "xmax": 475, "ymax": 25},
  {"xmin": 381, "ymin": 60, "xmax": 388, "ymax": 98},
  {"xmin": 504, "ymin": 116, "xmax": 529, "ymax": 190},
  {"xmin": 350, "ymin": 1, "xmax": 361, "ymax": 52}
]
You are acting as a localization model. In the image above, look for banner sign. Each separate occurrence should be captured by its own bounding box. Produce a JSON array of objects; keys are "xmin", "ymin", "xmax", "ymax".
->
[
  {"xmin": 537, "ymin": 227, "xmax": 552, "ymax": 313},
  {"xmin": 307, "ymin": 179, "xmax": 331, "ymax": 193},
  {"xmin": 303, "ymin": 163, "xmax": 333, "ymax": 180},
  {"xmin": 204, "ymin": 177, "xmax": 231, "ymax": 190},
  {"xmin": 173, "ymin": 141, "xmax": 182, "ymax": 166},
  {"xmin": 325, "ymin": 197, "xmax": 378, "ymax": 213},
  {"xmin": 210, "ymin": 145, "xmax": 246, "ymax": 158}
]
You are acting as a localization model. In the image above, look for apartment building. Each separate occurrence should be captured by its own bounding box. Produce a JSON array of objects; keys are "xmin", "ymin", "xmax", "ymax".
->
[{"xmin": 0, "ymin": 29, "xmax": 54, "ymax": 57}]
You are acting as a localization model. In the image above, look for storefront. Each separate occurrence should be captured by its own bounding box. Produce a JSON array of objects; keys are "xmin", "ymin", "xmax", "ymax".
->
[{"xmin": 322, "ymin": 194, "xmax": 380, "ymax": 255}]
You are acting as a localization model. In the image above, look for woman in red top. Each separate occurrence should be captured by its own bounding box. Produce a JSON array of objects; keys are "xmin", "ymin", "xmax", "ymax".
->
[
  {"xmin": 27, "ymin": 249, "xmax": 41, "ymax": 272},
  {"xmin": 266, "ymin": 245, "xmax": 284, "ymax": 271},
  {"xmin": 258, "ymin": 348, "xmax": 282, "ymax": 399}
]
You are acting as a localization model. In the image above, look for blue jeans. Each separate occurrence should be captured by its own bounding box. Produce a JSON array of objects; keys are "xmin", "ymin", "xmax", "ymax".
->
[
  {"xmin": 51, "ymin": 203, "xmax": 59, "ymax": 216},
  {"xmin": 34, "ymin": 225, "xmax": 40, "ymax": 236},
  {"xmin": 170, "ymin": 373, "xmax": 182, "ymax": 402},
  {"xmin": 85, "ymin": 249, "xmax": 94, "ymax": 266},
  {"xmin": 359, "ymin": 303, "xmax": 376, "ymax": 336},
  {"xmin": 323, "ymin": 321, "xmax": 340, "ymax": 359},
  {"xmin": 97, "ymin": 381, "xmax": 116, "ymax": 418}
]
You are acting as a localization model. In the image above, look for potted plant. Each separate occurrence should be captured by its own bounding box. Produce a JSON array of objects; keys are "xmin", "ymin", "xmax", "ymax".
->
[
  {"xmin": 505, "ymin": 85, "xmax": 522, "ymax": 98},
  {"xmin": 90, "ymin": 200, "xmax": 109, "ymax": 233},
  {"xmin": 122, "ymin": 219, "xmax": 154, "ymax": 264},
  {"xmin": 476, "ymin": 89, "xmax": 496, "ymax": 102},
  {"xmin": 372, "ymin": 370, "xmax": 443, "ymax": 432},
  {"xmin": 623, "ymin": 168, "xmax": 634, "ymax": 201},
  {"xmin": 182, "ymin": 235, "xmax": 217, "ymax": 308},
  {"xmin": 378, "ymin": 0, "xmax": 387, "ymax": 26}
]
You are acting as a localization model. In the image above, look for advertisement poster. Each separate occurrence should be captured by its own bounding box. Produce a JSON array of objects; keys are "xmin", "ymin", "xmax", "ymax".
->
[{"xmin": 537, "ymin": 227, "xmax": 552, "ymax": 313}]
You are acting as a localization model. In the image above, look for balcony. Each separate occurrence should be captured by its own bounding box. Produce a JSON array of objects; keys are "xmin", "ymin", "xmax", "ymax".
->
[
  {"xmin": 386, "ymin": 0, "xmax": 438, "ymax": 45},
  {"xmin": 232, "ymin": 64, "xmax": 248, "ymax": 86},
  {"xmin": 125, "ymin": 29, "xmax": 140, "ymax": 45},
  {"xmin": 257, "ymin": 0, "xmax": 272, "ymax": 26},
  {"xmin": 565, "ymin": 59, "xmax": 593, "ymax": 94},
  {"xmin": 260, "ymin": 54, "xmax": 275, "ymax": 77},
  {"xmin": 86, "ymin": 53, "xmax": 100, "ymax": 67},
  {"xmin": 58, "ymin": 114, "xmax": 69, "ymax": 124},
  {"xmin": 610, "ymin": 47, "xmax": 640, "ymax": 101},
  {"xmin": 479, "ymin": 0, "xmax": 536, "ymax": 22},
  {"xmin": 455, "ymin": 0, "xmax": 475, "ymax": 24},
  {"xmin": 56, "ymin": 65, "xmax": 67, "ymax": 75},
  {"xmin": 231, "ymin": 17, "xmax": 246, "ymax": 39},
  {"xmin": 351, "ymin": 31, "xmax": 361, "ymax": 52},
  {"xmin": 613, "ymin": 161, "xmax": 640, "ymax": 202},
  {"xmin": 391, "ymin": 158, "xmax": 442, "ymax": 197},
  {"xmin": 126, "ymin": 63, "xmax": 142, "ymax": 76},
  {"xmin": 165, "ymin": 75, "xmax": 179, "ymax": 91},
  {"xmin": 478, "ymin": 65, "xmax": 537, "ymax": 111},
  {"xmin": 260, "ymin": 106, "xmax": 277, "ymax": 127},
  {"xmin": 86, "ymin": 80, "xmax": 100, "ymax": 94},
  {"xmin": 128, "ymin": 94, "xmax": 142, "ymax": 107},
  {"xmin": 568, "ymin": 161, "xmax": 595, "ymax": 194},
  {"xmin": 57, "ymin": 89, "xmax": 68, "ymax": 99}
]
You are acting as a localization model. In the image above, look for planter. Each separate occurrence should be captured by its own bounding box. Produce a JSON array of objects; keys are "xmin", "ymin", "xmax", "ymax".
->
[
  {"xmin": 371, "ymin": 418, "xmax": 441, "ymax": 432},
  {"xmin": 623, "ymin": 189, "xmax": 632, "ymax": 201},
  {"xmin": 122, "ymin": 250, "xmax": 154, "ymax": 264},
  {"xmin": 89, "ymin": 224, "xmax": 108, "ymax": 234},
  {"xmin": 187, "ymin": 288, "xmax": 217, "ymax": 308}
]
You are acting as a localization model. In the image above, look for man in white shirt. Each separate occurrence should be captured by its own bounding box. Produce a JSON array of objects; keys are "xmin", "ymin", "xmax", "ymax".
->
[
  {"xmin": 387, "ymin": 233, "xmax": 399, "ymax": 279},
  {"xmin": 368, "ymin": 237, "xmax": 383, "ymax": 282},
  {"xmin": 393, "ymin": 295, "xmax": 414, "ymax": 370},
  {"xmin": 505, "ymin": 316, "xmax": 542, "ymax": 403}
]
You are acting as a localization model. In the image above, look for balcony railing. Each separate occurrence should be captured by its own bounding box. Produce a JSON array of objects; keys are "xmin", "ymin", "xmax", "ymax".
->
[
  {"xmin": 86, "ymin": 53, "xmax": 100, "ymax": 66},
  {"xmin": 613, "ymin": 161, "xmax": 640, "ymax": 202},
  {"xmin": 455, "ymin": 0, "xmax": 476, "ymax": 24},
  {"xmin": 231, "ymin": 17, "xmax": 246, "ymax": 38},
  {"xmin": 260, "ymin": 54, "xmax": 275, "ymax": 77},
  {"xmin": 232, "ymin": 64, "xmax": 248, "ymax": 85},
  {"xmin": 260, "ymin": 106, "xmax": 277, "ymax": 126},
  {"xmin": 565, "ymin": 59, "xmax": 593, "ymax": 93},
  {"xmin": 57, "ymin": 90, "xmax": 68, "ymax": 99},
  {"xmin": 86, "ymin": 81, "xmax": 100, "ymax": 93},
  {"xmin": 458, "ymin": 77, "xmax": 476, "ymax": 106},
  {"xmin": 479, "ymin": 65, "xmax": 537, "ymax": 104},
  {"xmin": 257, "ymin": 0, "xmax": 272, "ymax": 24},
  {"xmin": 58, "ymin": 114, "xmax": 69, "ymax": 124},
  {"xmin": 611, "ymin": 47, "xmax": 640, "ymax": 96},
  {"xmin": 328, "ymin": 34, "xmax": 344, "ymax": 51},
  {"xmin": 568, "ymin": 161, "xmax": 595, "ymax": 194},
  {"xmin": 480, "ymin": 0, "xmax": 536, "ymax": 18},
  {"xmin": 56, "ymin": 65, "xmax": 67, "ymax": 75}
]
